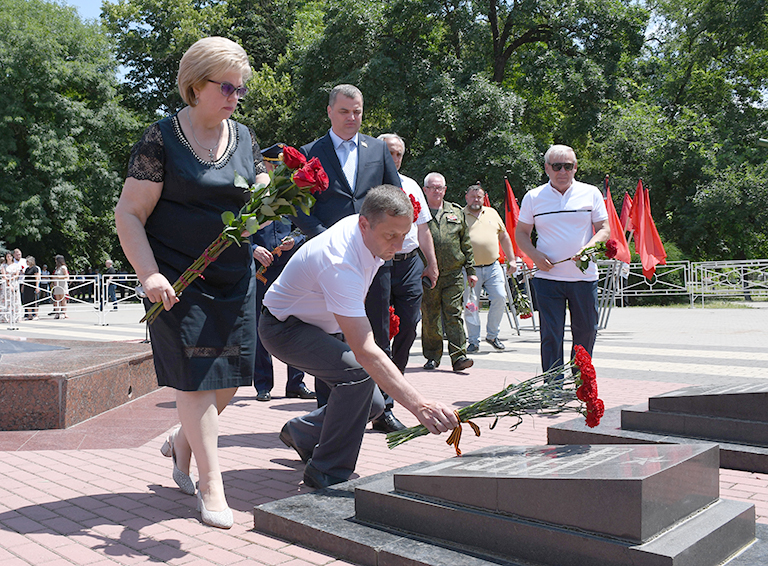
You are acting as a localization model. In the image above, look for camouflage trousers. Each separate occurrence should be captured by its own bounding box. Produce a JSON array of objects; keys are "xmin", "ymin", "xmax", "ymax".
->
[{"xmin": 420, "ymin": 270, "xmax": 467, "ymax": 364}]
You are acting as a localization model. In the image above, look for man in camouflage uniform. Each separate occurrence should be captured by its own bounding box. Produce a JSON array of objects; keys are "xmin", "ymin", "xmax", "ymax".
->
[{"xmin": 421, "ymin": 172, "xmax": 477, "ymax": 372}]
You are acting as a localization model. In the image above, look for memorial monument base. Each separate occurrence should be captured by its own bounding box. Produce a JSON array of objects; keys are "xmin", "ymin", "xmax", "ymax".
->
[
  {"xmin": 548, "ymin": 384, "xmax": 768, "ymax": 473},
  {"xmin": 0, "ymin": 338, "xmax": 156, "ymax": 430},
  {"xmin": 254, "ymin": 444, "xmax": 766, "ymax": 566}
]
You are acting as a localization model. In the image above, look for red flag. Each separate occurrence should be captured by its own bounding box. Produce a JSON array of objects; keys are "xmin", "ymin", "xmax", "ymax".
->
[
  {"xmin": 504, "ymin": 178, "xmax": 534, "ymax": 268},
  {"xmin": 604, "ymin": 187, "xmax": 632, "ymax": 264},
  {"xmin": 620, "ymin": 192, "xmax": 633, "ymax": 232},
  {"xmin": 629, "ymin": 179, "xmax": 667, "ymax": 279}
]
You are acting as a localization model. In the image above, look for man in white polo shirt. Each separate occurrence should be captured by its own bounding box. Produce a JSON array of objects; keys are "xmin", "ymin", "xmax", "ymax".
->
[
  {"xmin": 259, "ymin": 185, "xmax": 458, "ymax": 489},
  {"xmin": 515, "ymin": 145, "xmax": 610, "ymax": 375}
]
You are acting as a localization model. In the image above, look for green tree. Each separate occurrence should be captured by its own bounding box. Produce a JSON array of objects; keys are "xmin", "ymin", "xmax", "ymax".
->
[
  {"xmin": 102, "ymin": 0, "xmax": 233, "ymax": 117},
  {"xmin": 689, "ymin": 164, "xmax": 768, "ymax": 259},
  {"xmin": 0, "ymin": 0, "xmax": 140, "ymax": 270},
  {"xmin": 586, "ymin": 0, "xmax": 768, "ymax": 260}
]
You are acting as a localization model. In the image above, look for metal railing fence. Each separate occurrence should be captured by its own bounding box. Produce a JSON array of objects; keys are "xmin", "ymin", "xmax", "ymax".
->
[
  {"xmin": 6, "ymin": 260, "xmax": 767, "ymax": 332},
  {"xmin": 3, "ymin": 273, "xmax": 145, "ymax": 328}
]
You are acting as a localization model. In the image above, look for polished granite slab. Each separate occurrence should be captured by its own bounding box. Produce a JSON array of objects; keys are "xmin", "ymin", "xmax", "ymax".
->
[
  {"xmin": 549, "ymin": 394, "xmax": 768, "ymax": 473},
  {"xmin": 0, "ymin": 338, "xmax": 157, "ymax": 430},
  {"xmin": 254, "ymin": 445, "xmax": 763, "ymax": 566},
  {"xmin": 385, "ymin": 444, "xmax": 719, "ymax": 543}
]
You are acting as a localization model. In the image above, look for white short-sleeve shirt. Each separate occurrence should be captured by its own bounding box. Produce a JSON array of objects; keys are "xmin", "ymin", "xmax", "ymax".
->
[
  {"xmin": 399, "ymin": 173, "xmax": 432, "ymax": 253},
  {"xmin": 518, "ymin": 180, "xmax": 608, "ymax": 282},
  {"xmin": 263, "ymin": 215, "xmax": 383, "ymax": 334}
]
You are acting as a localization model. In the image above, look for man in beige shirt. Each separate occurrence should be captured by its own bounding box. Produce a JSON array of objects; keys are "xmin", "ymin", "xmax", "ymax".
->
[{"xmin": 463, "ymin": 184, "xmax": 516, "ymax": 352}]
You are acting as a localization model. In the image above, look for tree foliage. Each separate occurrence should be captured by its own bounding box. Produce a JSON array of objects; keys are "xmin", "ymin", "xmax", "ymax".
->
[
  {"xmin": 0, "ymin": 0, "xmax": 139, "ymax": 270},
  {"xmin": 102, "ymin": 0, "xmax": 233, "ymax": 117},
  {"xmin": 4, "ymin": 0, "xmax": 768, "ymax": 266}
]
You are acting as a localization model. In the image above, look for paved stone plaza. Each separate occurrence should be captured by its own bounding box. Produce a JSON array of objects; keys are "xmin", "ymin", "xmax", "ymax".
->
[{"xmin": 0, "ymin": 302, "xmax": 766, "ymax": 565}]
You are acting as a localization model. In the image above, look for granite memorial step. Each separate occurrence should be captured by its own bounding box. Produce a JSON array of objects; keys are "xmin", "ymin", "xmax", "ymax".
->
[
  {"xmin": 253, "ymin": 444, "xmax": 765, "ymax": 566},
  {"xmin": 548, "ymin": 384, "xmax": 768, "ymax": 473},
  {"xmin": 0, "ymin": 338, "xmax": 156, "ymax": 430},
  {"xmin": 644, "ymin": 384, "xmax": 768, "ymax": 422},
  {"xmin": 622, "ymin": 384, "xmax": 768, "ymax": 445},
  {"xmin": 355, "ymin": 444, "xmax": 753, "ymax": 566}
]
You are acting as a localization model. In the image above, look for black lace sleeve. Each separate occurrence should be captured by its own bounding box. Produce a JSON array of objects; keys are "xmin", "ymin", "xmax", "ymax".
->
[
  {"xmin": 249, "ymin": 127, "xmax": 267, "ymax": 176},
  {"xmin": 127, "ymin": 123, "xmax": 165, "ymax": 183}
]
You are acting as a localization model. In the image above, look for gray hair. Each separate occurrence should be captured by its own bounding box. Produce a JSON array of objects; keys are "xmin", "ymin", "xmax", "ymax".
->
[
  {"xmin": 377, "ymin": 133, "xmax": 406, "ymax": 153},
  {"xmin": 423, "ymin": 172, "xmax": 446, "ymax": 188},
  {"xmin": 329, "ymin": 84, "xmax": 363, "ymax": 107},
  {"xmin": 360, "ymin": 185, "xmax": 413, "ymax": 227},
  {"xmin": 544, "ymin": 144, "xmax": 577, "ymax": 165}
]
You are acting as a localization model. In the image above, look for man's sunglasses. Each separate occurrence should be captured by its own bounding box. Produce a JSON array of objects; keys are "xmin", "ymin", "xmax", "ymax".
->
[
  {"xmin": 549, "ymin": 162, "xmax": 575, "ymax": 171},
  {"xmin": 208, "ymin": 80, "xmax": 248, "ymax": 99}
]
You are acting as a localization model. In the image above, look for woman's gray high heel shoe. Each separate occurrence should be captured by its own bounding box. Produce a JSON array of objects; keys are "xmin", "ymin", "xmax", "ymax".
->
[
  {"xmin": 196, "ymin": 485, "xmax": 233, "ymax": 529},
  {"xmin": 160, "ymin": 427, "xmax": 196, "ymax": 496}
]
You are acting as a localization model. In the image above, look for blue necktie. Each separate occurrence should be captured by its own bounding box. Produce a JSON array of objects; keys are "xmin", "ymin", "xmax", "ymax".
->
[{"xmin": 340, "ymin": 140, "xmax": 357, "ymax": 190}]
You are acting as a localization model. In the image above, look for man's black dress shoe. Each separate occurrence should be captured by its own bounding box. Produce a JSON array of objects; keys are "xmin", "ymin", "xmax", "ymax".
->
[
  {"xmin": 485, "ymin": 337, "xmax": 505, "ymax": 350},
  {"xmin": 303, "ymin": 460, "xmax": 347, "ymax": 489},
  {"xmin": 423, "ymin": 359, "xmax": 439, "ymax": 370},
  {"xmin": 279, "ymin": 423, "xmax": 313, "ymax": 463},
  {"xmin": 452, "ymin": 356, "xmax": 474, "ymax": 372},
  {"xmin": 371, "ymin": 412, "xmax": 406, "ymax": 433},
  {"xmin": 256, "ymin": 390, "xmax": 271, "ymax": 402},
  {"xmin": 285, "ymin": 384, "xmax": 316, "ymax": 399}
]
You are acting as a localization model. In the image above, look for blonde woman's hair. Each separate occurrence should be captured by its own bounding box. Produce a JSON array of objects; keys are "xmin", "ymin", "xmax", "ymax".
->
[{"xmin": 177, "ymin": 37, "xmax": 251, "ymax": 107}]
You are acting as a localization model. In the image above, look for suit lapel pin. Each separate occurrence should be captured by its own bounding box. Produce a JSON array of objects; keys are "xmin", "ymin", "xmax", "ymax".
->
[{"xmin": 361, "ymin": 141, "xmax": 368, "ymax": 148}]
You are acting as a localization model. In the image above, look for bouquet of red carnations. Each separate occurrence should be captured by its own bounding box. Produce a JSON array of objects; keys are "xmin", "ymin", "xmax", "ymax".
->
[
  {"xmin": 141, "ymin": 146, "xmax": 328, "ymax": 324},
  {"xmin": 387, "ymin": 345, "xmax": 604, "ymax": 455}
]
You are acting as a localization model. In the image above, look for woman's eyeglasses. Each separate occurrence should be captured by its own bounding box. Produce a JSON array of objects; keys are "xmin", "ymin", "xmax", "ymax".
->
[
  {"xmin": 208, "ymin": 80, "xmax": 248, "ymax": 99},
  {"xmin": 549, "ymin": 162, "xmax": 575, "ymax": 171}
]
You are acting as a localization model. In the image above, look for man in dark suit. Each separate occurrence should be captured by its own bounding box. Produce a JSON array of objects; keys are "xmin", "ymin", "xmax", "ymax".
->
[{"xmin": 294, "ymin": 84, "xmax": 406, "ymax": 433}]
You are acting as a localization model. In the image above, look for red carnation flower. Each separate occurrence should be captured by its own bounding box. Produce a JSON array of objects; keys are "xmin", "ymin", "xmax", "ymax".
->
[
  {"xmin": 389, "ymin": 306, "xmax": 400, "ymax": 339},
  {"xmin": 281, "ymin": 145, "xmax": 306, "ymax": 169},
  {"xmin": 408, "ymin": 193, "xmax": 421, "ymax": 223},
  {"xmin": 605, "ymin": 239, "xmax": 618, "ymax": 259},
  {"xmin": 293, "ymin": 157, "xmax": 329, "ymax": 194},
  {"xmin": 585, "ymin": 398, "xmax": 605, "ymax": 428}
]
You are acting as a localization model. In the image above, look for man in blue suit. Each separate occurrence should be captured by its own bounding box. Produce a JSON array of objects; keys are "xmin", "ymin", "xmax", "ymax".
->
[{"xmin": 294, "ymin": 84, "xmax": 406, "ymax": 433}]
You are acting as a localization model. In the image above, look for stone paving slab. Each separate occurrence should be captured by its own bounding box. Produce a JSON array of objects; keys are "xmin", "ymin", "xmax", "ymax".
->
[{"xmin": 0, "ymin": 304, "xmax": 765, "ymax": 565}]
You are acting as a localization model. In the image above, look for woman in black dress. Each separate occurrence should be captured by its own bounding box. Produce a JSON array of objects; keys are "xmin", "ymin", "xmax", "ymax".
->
[
  {"xmin": 22, "ymin": 256, "xmax": 41, "ymax": 320},
  {"xmin": 115, "ymin": 37, "xmax": 269, "ymax": 528}
]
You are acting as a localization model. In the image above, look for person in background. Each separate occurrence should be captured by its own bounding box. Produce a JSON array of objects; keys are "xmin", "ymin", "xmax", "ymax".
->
[
  {"xmin": 105, "ymin": 259, "xmax": 118, "ymax": 309},
  {"xmin": 40, "ymin": 264, "xmax": 50, "ymax": 302},
  {"xmin": 1, "ymin": 251, "xmax": 22, "ymax": 323},
  {"xmin": 421, "ymin": 173, "xmax": 476, "ymax": 372},
  {"xmin": 22, "ymin": 256, "xmax": 41, "ymax": 320},
  {"xmin": 515, "ymin": 144, "xmax": 609, "ymax": 375},
  {"xmin": 251, "ymin": 143, "xmax": 315, "ymax": 402},
  {"xmin": 463, "ymin": 184, "xmax": 517, "ymax": 352},
  {"xmin": 13, "ymin": 248, "xmax": 27, "ymax": 271},
  {"xmin": 115, "ymin": 36, "xmax": 269, "ymax": 529},
  {"xmin": 52, "ymin": 254, "xmax": 69, "ymax": 319},
  {"xmin": 373, "ymin": 133, "xmax": 438, "ymax": 432},
  {"xmin": 296, "ymin": 84, "xmax": 404, "ymax": 433}
]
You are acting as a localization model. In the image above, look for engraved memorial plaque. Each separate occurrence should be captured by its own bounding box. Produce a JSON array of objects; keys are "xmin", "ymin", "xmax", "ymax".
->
[{"xmin": 393, "ymin": 444, "xmax": 719, "ymax": 542}]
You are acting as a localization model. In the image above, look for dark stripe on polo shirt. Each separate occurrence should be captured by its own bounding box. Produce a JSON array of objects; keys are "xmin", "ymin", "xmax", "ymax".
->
[{"xmin": 533, "ymin": 209, "xmax": 593, "ymax": 218}]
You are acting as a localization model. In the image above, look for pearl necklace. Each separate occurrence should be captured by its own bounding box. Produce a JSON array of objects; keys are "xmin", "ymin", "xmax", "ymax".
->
[{"xmin": 187, "ymin": 107, "xmax": 222, "ymax": 162}]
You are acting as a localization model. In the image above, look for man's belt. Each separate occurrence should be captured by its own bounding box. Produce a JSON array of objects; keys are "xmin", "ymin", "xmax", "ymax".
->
[
  {"xmin": 393, "ymin": 249, "xmax": 419, "ymax": 261},
  {"xmin": 474, "ymin": 261, "xmax": 498, "ymax": 268}
]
